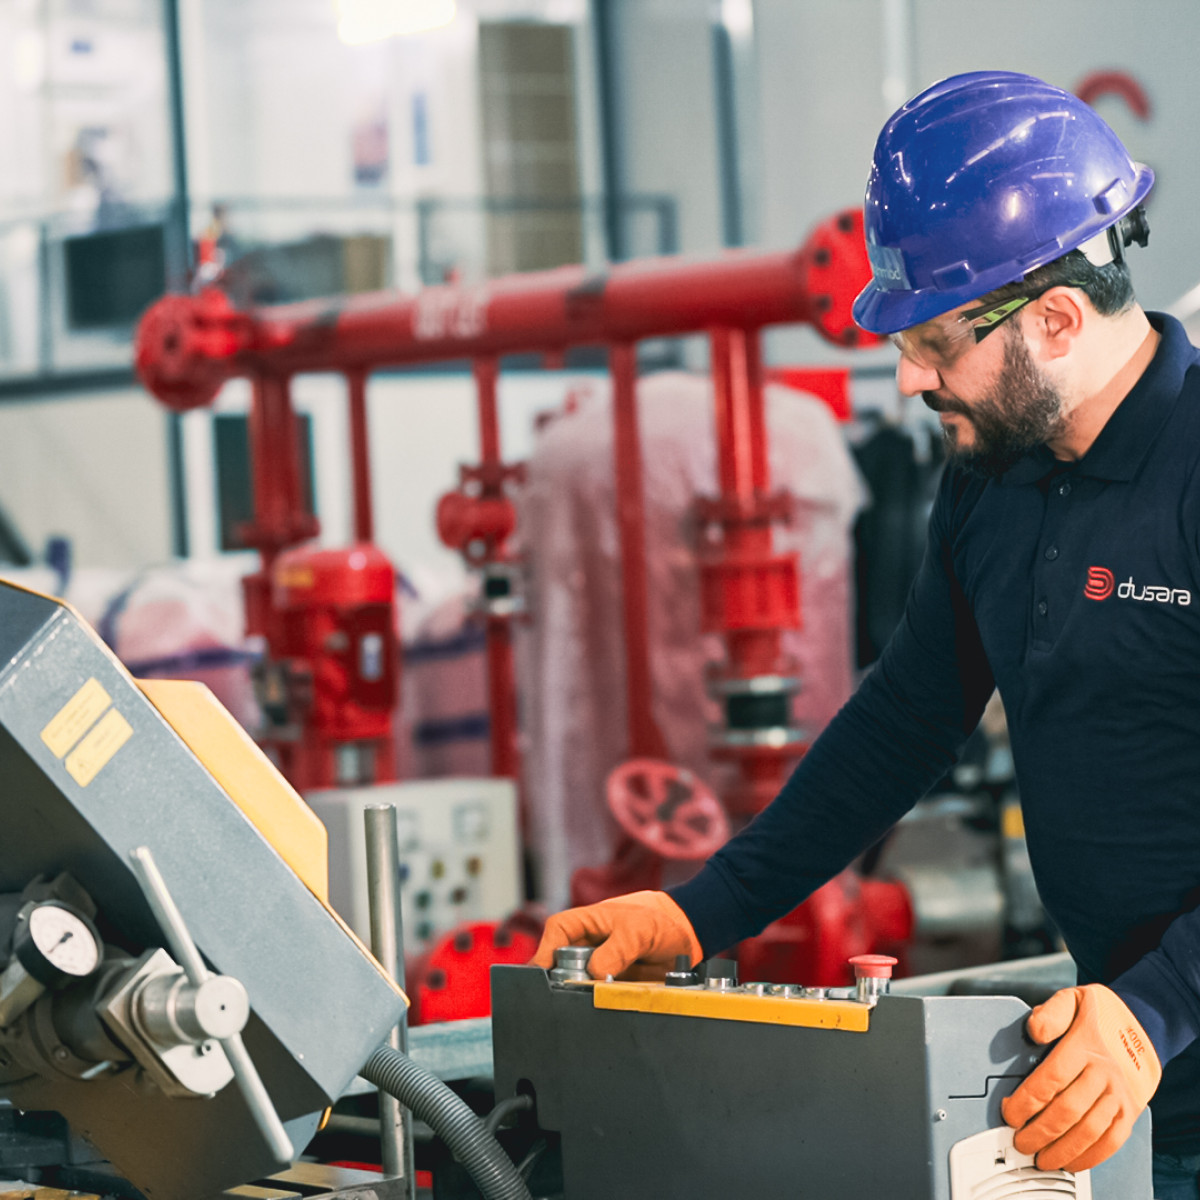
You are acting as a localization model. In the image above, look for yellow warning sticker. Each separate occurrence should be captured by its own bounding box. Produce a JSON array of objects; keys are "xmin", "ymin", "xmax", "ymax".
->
[
  {"xmin": 40, "ymin": 677, "xmax": 112, "ymax": 759},
  {"xmin": 65, "ymin": 708, "xmax": 133, "ymax": 787}
]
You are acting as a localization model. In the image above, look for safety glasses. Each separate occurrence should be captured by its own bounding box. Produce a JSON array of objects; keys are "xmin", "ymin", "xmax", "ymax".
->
[{"xmin": 889, "ymin": 285, "xmax": 1070, "ymax": 371}]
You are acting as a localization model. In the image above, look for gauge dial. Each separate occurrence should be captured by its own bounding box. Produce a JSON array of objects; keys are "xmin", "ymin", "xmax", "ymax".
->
[{"xmin": 17, "ymin": 901, "xmax": 103, "ymax": 983}]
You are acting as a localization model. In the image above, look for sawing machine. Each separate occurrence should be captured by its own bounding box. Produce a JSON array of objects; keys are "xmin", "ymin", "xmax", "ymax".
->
[{"xmin": 0, "ymin": 579, "xmax": 529, "ymax": 1200}]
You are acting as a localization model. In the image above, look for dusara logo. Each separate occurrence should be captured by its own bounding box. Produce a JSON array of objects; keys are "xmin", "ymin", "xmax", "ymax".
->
[
  {"xmin": 1118, "ymin": 576, "xmax": 1192, "ymax": 606},
  {"xmin": 1084, "ymin": 566, "xmax": 1114, "ymax": 601},
  {"xmin": 1085, "ymin": 566, "xmax": 1191, "ymax": 606}
]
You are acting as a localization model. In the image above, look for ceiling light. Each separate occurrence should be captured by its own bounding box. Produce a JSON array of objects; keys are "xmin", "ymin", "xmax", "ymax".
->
[{"xmin": 334, "ymin": 0, "xmax": 457, "ymax": 46}]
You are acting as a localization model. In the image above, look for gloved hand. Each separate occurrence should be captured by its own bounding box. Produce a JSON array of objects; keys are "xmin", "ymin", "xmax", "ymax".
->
[
  {"xmin": 531, "ymin": 891, "xmax": 703, "ymax": 981},
  {"xmin": 1001, "ymin": 984, "xmax": 1161, "ymax": 1173}
]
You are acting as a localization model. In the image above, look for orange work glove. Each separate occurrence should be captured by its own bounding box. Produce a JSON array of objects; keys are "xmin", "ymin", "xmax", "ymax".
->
[
  {"xmin": 1001, "ymin": 984, "xmax": 1161, "ymax": 1174},
  {"xmin": 531, "ymin": 891, "xmax": 703, "ymax": 981}
]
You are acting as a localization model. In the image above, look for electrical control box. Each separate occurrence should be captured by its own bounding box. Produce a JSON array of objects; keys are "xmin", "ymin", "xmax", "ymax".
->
[{"xmin": 307, "ymin": 778, "xmax": 522, "ymax": 947}]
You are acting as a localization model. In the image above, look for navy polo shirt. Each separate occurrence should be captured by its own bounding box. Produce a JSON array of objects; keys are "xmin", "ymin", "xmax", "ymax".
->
[{"xmin": 670, "ymin": 313, "xmax": 1200, "ymax": 1151}]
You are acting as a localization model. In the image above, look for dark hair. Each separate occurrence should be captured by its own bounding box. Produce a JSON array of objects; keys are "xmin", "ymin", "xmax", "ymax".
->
[{"xmin": 980, "ymin": 248, "xmax": 1135, "ymax": 317}]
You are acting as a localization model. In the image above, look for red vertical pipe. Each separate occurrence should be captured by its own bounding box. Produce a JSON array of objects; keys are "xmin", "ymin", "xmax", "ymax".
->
[
  {"xmin": 346, "ymin": 368, "xmax": 375, "ymax": 543},
  {"xmin": 475, "ymin": 356, "xmax": 502, "ymax": 466},
  {"xmin": 743, "ymin": 327, "xmax": 770, "ymax": 492},
  {"xmin": 710, "ymin": 327, "xmax": 778, "ymax": 676},
  {"xmin": 710, "ymin": 327, "xmax": 790, "ymax": 805},
  {"xmin": 473, "ymin": 356, "xmax": 520, "ymax": 780},
  {"xmin": 710, "ymin": 328, "xmax": 759, "ymax": 503},
  {"xmin": 486, "ymin": 617, "xmax": 519, "ymax": 779},
  {"xmin": 611, "ymin": 341, "xmax": 665, "ymax": 761},
  {"xmin": 248, "ymin": 374, "xmax": 304, "ymax": 565}
]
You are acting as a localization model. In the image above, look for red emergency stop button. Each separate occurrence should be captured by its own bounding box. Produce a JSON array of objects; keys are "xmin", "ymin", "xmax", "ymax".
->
[
  {"xmin": 848, "ymin": 954, "xmax": 898, "ymax": 979},
  {"xmin": 849, "ymin": 954, "xmax": 898, "ymax": 1004}
]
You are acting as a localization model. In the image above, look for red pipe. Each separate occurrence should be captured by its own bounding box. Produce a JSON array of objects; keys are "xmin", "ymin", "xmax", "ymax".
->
[
  {"xmin": 475, "ymin": 357, "xmax": 502, "ymax": 466},
  {"xmin": 346, "ymin": 369, "xmax": 374, "ymax": 544},
  {"xmin": 705, "ymin": 326, "xmax": 803, "ymax": 811},
  {"xmin": 244, "ymin": 374, "xmax": 315, "ymax": 563},
  {"xmin": 611, "ymin": 342, "xmax": 665, "ymax": 761},
  {"xmin": 486, "ymin": 618, "xmax": 519, "ymax": 780},
  {"xmin": 135, "ymin": 212, "xmax": 878, "ymax": 412},
  {"xmin": 472, "ymin": 356, "xmax": 521, "ymax": 781}
]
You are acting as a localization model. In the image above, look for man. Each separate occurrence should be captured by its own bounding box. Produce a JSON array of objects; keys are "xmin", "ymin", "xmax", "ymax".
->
[{"xmin": 533, "ymin": 71, "xmax": 1200, "ymax": 1197}]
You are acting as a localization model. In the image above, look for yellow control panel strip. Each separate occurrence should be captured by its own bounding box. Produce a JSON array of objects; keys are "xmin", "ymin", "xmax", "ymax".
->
[{"xmin": 591, "ymin": 981, "xmax": 871, "ymax": 1032}]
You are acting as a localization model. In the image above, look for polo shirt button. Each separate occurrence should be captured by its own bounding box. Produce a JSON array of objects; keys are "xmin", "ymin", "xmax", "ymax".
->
[
  {"xmin": 1037, "ymin": 599, "xmax": 1049, "ymax": 616},
  {"xmin": 1058, "ymin": 481, "xmax": 1071, "ymax": 496},
  {"xmin": 1044, "ymin": 546, "xmax": 1059, "ymax": 561}
]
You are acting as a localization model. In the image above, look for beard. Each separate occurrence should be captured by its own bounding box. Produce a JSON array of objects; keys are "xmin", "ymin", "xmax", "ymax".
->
[{"xmin": 923, "ymin": 330, "xmax": 1066, "ymax": 478}]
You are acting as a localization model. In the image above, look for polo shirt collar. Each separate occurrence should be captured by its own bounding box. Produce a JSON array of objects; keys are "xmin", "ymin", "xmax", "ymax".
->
[{"xmin": 1002, "ymin": 312, "xmax": 1195, "ymax": 486}]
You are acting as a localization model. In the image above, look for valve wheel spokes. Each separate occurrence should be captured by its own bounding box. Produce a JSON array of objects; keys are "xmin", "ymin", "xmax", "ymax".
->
[{"xmin": 606, "ymin": 759, "xmax": 730, "ymax": 861}]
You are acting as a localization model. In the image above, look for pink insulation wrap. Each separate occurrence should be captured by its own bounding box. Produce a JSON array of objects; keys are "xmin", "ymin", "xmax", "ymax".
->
[
  {"xmin": 97, "ymin": 560, "xmax": 262, "ymax": 733},
  {"xmin": 518, "ymin": 371, "xmax": 866, "ymax": 910},
  {"xmin": 401, "ymin": 589, "xmax": 492, "ymax": 780}
]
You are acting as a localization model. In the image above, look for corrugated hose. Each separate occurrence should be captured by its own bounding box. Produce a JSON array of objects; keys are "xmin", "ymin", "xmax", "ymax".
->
[{"xmin": 360, "ymin": 1044, "xmax": 533, "ymax": 1200}]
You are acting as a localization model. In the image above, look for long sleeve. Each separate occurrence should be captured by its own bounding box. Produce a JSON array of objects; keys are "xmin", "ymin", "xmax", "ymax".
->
[
  {"xmin": 668, "ymin": 470, "xmax": 997, "ymax": 956},
  {"xmin": 1112, "ymin": 932, "xmax": 1200, "ymax": 1067}
]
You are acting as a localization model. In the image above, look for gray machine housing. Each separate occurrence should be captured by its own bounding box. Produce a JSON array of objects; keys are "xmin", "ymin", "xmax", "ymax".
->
[
  {"xmin": 491, "ymin": 964, "xmax": 1152, "ymax": 1199},
  {"xmin": 0, "ymin": 582, "xmax": 406, "ymax": 1199}
]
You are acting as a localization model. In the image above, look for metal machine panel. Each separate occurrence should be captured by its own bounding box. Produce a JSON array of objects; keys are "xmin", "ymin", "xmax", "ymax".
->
[
  {"xmin": 0, "ymin": 582, "xmax": 406, "ymax": 1199},
  {"xmin": 490, "ymin": 965, "xmax": 1152, "ymax": 1199},
  {"xmin": 309, "ymin": 778, "xmax": 521, "ymax": 948}
]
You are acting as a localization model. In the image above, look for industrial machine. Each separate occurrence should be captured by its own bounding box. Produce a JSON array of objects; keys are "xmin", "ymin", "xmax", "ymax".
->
[
  {"xmin": 489, "ymin": 949, "xmax": 1153, "ymax": 1199},
  {"xmin": 0, "ymin": 578, "xmax": 532, "ymax": 1200}
]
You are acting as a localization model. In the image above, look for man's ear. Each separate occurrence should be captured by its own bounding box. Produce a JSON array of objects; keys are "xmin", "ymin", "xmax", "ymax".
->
[{"xmin": 1031, "ymin": 287, "xmax": 1086, "ymax": 361}]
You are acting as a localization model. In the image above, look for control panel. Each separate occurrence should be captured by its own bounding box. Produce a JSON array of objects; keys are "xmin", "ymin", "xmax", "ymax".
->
[
  {"xmin": 307, "ymin": 777, "xmax": 521, "ymax": 947},
  {"xmin": 549, "ymin": 946, "xmax": 896, "ymax": 1032}
]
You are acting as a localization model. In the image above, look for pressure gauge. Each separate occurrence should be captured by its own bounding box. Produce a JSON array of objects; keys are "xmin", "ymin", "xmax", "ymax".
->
[{"xmin": 14, "ymin": 901, "xmax": 103, "ymax": 985}]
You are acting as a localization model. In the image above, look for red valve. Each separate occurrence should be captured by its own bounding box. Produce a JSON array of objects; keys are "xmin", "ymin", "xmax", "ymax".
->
[
  {"xmin": 435, "ymin": 490, "xmax": 517, "ymax": 554},
  {"xmin": 605, "ymin": 759, "xmax": 730, "ymax": 861},
  {"xmin": 135, "ymin": 288, "xmax": 252, "ymax": 412}
]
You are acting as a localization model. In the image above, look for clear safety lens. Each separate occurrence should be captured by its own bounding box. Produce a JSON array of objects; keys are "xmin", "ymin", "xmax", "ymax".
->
[{"xmin": 889, "ymin": 295, "xmax": 1036, "ymax": 370}]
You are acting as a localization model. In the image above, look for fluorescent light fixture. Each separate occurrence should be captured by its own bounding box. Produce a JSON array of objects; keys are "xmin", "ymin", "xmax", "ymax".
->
[
  {"xmin": 720, "ymin": 0, "xmax": 753, "ymax": 40},
  {"xmin": 13, "ymin": 29, "xmax": 46, "ymax": 91},
  {"xmin": 335, "ymin": 0, "xmax": 457, "ymax": 45}
]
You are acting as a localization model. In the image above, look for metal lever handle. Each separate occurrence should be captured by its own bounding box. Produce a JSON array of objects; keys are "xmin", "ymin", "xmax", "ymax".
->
[{"xmin": 129, "ymin": 846, "xmax": 294, "ymax": 1166}]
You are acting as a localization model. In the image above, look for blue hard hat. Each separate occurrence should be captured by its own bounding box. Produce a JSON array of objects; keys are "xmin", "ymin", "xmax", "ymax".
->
[{"xmin": 852, "ymin": 70, "xmax": 1154, "ymax": 335}]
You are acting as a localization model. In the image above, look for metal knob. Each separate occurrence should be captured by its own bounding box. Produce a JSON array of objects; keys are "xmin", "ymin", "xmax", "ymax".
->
[
  {"xmin": 664, "ymin": 955, "xmax": 700, "ymax": 988},
  {"xmin": 129, "ymin": 846, "xmax": 293, "ymax": 1166},
  {"xmin": 550, "ymin": 945, "xmax": 594, "ymax": 983},
  {"xmin": 703, "ymin": 957, "xmax": 738, "ymax": 991}
]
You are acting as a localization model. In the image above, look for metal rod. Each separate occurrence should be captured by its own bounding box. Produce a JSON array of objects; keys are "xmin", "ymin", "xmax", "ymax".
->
[
  {"xmin": 129, "ymin": 846, "xmax": 209, "ymax": 986},
  {"xmin": 364, "ymin": 806, "xmax": 415, "ymax": 1195},
  {"xmin": 128, "ymin": 847, "xmax": 294, "ymax": 1166},
  {"xmin": 161, "ymin": 0, "xmax": 193, "ymax": 292}
]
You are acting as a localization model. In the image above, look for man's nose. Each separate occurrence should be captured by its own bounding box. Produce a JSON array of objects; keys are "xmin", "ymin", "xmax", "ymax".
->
[{"xmin": 896, "ymin": 354, "xmax": 942, "ymax": 398}]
